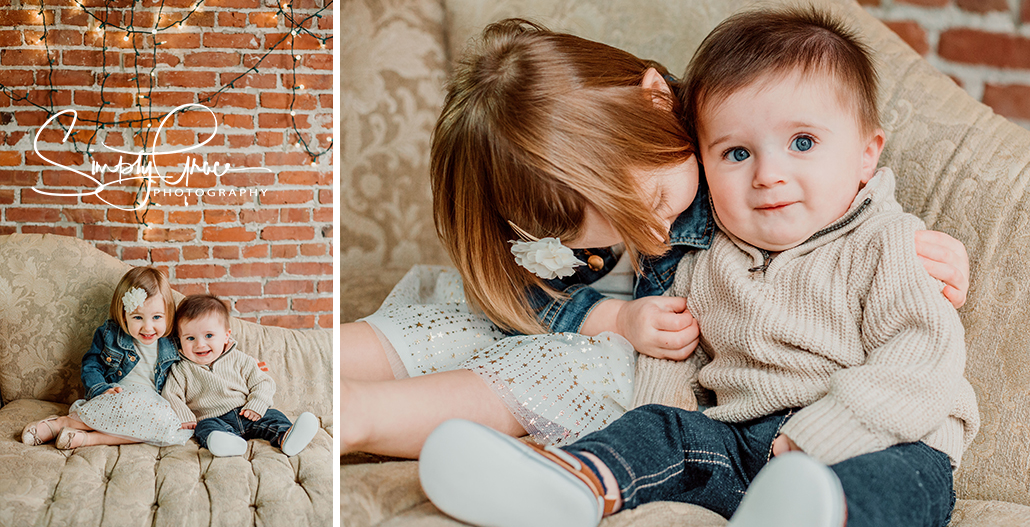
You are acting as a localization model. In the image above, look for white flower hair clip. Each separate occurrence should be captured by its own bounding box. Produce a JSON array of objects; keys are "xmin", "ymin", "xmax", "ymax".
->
[
  {"xmin": 122, "ymin": 287, "xmax": 148, "ymax": 315},
  {"xmin": 508, "ymin": 221, "xmax": 584, "ymax": 280}
]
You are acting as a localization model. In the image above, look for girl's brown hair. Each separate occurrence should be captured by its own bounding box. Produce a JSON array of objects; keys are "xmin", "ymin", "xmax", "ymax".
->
[
  {"xmin": 431, "ymin": 19, "xmax": 696, "ymax": 334},
  {"xmin": 110, "ymin": 266, "xmax": 176, "ymax": 337}
]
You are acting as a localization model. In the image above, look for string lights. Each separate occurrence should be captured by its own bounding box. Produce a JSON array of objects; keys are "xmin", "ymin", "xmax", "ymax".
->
[{"xmin": 2, "ymin": 0, "xmax": 332, "ymax": 167}]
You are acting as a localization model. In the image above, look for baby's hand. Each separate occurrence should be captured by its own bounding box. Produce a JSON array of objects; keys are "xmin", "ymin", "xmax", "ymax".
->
[
  {"xmin": 616, "ymin": 296, "xmax": 699, "ymax": 360},
  {"xmin": 181, "ymin": 422, "xmax": 197, "ymax": 430},
  {"xmin": 103, "ymin": 387, "xmax": 124, "ymax": 395},
  {"xmin": 240, "ymin": 409, "xmax": 260, "ymax": 421},
  {"xmin": 771, "ymin": 434, "xmax": 803, "ymax": 456},
  {"xmin": 914, "ymin": 230, "xmax": 969, "ymax": 309}
]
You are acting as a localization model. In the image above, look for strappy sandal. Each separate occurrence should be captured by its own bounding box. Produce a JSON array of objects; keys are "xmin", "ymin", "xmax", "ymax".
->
[
  {"xmin": 55, "ymin": 428, "xmax": 90, "ymax": 450},
  {"xmin": 21, "ymin": 415, "xmax": 61, "ymax": 446}
]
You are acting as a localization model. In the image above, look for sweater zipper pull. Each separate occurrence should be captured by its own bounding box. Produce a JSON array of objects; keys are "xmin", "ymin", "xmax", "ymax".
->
[{"xmin": 748, "ymin": 250, "xmax": 772, "ymax": 275}]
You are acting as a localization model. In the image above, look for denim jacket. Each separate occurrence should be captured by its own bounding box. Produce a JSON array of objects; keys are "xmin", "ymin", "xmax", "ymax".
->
[
  {"xmin": 530, "ymin": 181, "xmax": 715, "ymax": 333},
  {"xmin": 80, "ymin": 319, "xmax": 180, "ymax": 399}
]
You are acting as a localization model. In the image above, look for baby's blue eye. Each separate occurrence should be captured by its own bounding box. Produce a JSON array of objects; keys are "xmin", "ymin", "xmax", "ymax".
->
[
  {"xmin": 205, "ymin": 333, "xmax": 214, "ymax": 339},
  {"xmin": 727, "ymin": 147, "xmax": 750, "ymax": 162},
  {"xmin": 791, "ymin": 136, "xmax": 814, "ymax": 152}
]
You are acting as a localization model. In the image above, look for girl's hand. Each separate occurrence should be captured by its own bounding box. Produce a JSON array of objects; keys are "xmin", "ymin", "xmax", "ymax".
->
[
  {"xmin": 181, "ymin": 422, "xmax": 197, "ymax": 430},
  {"xmin": 240, "ymin": 409, "xmax": 260, "ymax": 421},
  {"xmin": 103, "ymin": 387, "xmax": 123, "ymax": 395},
  {"xmin": 616, "ymin": 296, "xmax": 699, "ymax": 360},
  {"xmin": 771, "ymin": 434, "xmax": 803, "ymax": 456},
  {"xmin": 915, "ymin": 230, "xmax": 969, "ymax": 308}
]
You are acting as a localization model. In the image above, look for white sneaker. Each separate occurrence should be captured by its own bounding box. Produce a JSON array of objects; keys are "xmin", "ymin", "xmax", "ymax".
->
[
  {"xmin": 419, "ymin": 419, "xmax": 609, "ymax": 527},
  {"xmin": 729, "ymin": 452, "xmax": 847, "ymax": 527},
  {"xmin": 207, "ymin": 431, "xmax": 248, "ymax": 457},
  {"xmin": 281, "ymin": 412, "xmax": 319, "ymax": 456}
]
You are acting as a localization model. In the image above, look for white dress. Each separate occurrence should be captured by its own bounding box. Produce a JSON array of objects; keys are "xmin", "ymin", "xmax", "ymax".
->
[
  {"xmin": 69, "ymin": 338, "xmax": 193, "ymax": 447},
  {"xmin": 360, "ymin": 264, "xmax": 637, "ymax": 446}
]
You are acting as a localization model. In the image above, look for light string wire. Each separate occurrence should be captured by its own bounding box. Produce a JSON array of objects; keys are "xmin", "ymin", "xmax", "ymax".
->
[{"xmin": 2, "ymin": 0, "xmax": 332, "ymax": 224}]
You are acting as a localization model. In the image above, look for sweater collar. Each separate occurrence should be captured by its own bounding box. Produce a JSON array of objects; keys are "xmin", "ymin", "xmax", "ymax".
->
[{"xmin": 717, "ymin": 167, "xmax": 897, "ymax": 269}]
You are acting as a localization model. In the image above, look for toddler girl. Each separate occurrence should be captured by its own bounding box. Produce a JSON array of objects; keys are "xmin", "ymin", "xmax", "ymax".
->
[{"xmin": 22, "ymin": 266, "xmax": 192, "ymax": 449}]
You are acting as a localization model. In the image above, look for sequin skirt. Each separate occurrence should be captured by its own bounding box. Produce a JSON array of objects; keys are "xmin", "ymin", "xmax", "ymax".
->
[
  {"xmin": 361, "ymin": 265, "xmax": 636, "ymax": 446},
  {"xmin": 68, "ymin": 384, "xmax": 194, "ymax": 447}
]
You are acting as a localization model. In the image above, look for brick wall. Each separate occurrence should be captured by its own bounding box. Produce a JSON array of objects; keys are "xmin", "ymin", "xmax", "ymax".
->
[
  {"xmin": 0, "ymin": 0, "xmax": 333, "ymax": 330},
  {"xmin": 862, "ymin": 0, "xmax": 1030, "ymax": 128}
]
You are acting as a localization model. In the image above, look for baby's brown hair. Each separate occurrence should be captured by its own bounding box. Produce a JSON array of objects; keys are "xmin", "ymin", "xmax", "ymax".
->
[{"xmin": 174, "ymin": 294, "xmax": 231, "ymax": 332}]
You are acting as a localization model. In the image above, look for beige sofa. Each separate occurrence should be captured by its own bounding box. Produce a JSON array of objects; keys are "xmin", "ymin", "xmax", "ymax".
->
[
  {"xmin": 341, "ymin": 0, "xmax": 1030, "ymax": 524},
  {"xmin": 0, "ymin": 233, "xmax": 333, "ymax": 526}
]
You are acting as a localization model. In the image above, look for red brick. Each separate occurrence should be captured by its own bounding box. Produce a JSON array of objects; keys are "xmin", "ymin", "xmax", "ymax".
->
[
  {"xmin": 204, "ymin": 209, "xmax": 237, "ymax": 223},
  {"xmin": 205, "ymin": 0, "xmax": 260, "ymax": 7},
  {"xmin": 285, "ymin": 261, "xmax": 330, "ymax": 275},
  {"xmin": 256, "ymin": 131, "xmax": 283, "ymax": 147},
  {"xmin": 261, "ymin": 189, "xmax": 312, "ymax": 205},
  {"xmin": 278, "ymin": 170, "xmax": 329, "ymax": 186},
  {"xmin": 221, "ymin": 72, "xmax": 275, "ymax": 89},
  {"xmin": 83, "ymin": 225, "xmax": 138, "ymax": 241},
  {"xmin": 169, "ymin": 210, "xmax": 202, "ymax": 224},
  {"xmin": 182, "ymin": 245, "xmax": 210, "ymax": 260},
  {"xmin": 161, "ymin": 71, "xmax": 217, "ymax": 88},
  {"xmin": 158, "ymin": 33, "xmax": 200, "ymax": 48},
  {"xmin": 202, "ymin": 226, "xmax": 256, "ymax": 242},
  {"xmin": 956, "ymin": 0, "xmax": 1008, "ymax": 12},
  {"xmin": 151, "ymin": 247, "xmax": 180, "ymax": 262},
  {"xmin": 248, "ymin": 11, "xmax": 278, "ymax": 27},
  {"xmin": 143, "ymin": 227, "xmax": 195, "ymax": 242},
  {"xmin": 236, "ymin": 297, "xmax": 288, "ymax": 312},
  {"xmin": 293, "ymin": 297, "xmax": 331, "ymax": 312},
  {"xmin": 22, "ymin": 225, "xmax": 77, "ymax": 236},
  {"xmin": 262, "ymin": 225, "xmax": 313, "ymax": 240},
  {"xmin": 0, "ymin": 151, "xmax": 20, "ymax": 166},
  {"xmin": 177, "ymin": 264, "xmax": 227, "ymax": 279},
  {"xmin": 303, "ymin": 53, "xmax": 331, "ymax": 70},
  {"xmin": 282, "ymin": 208, "xmax": 310, "ymax": 222},
  {"xmin": 316, "ymin": 279, "xmax": 331, "ymax": 293},
  {"xmin": 122, "ymin": 246, "xmax": 150, "ymax": 261},
  {"xmin": 939, "ymin": 29, "xmax": 1030, "ymax": 69},
  {"xmin": 265, "ymin": 279, "xmax": 314, "ymax": 295},
  {"xmin": 313, "ymin": 207, "xmax": 331, "ymax": 222},
  {"xmin": 285, "ymin": 74, "xmax": 331, "ymax": 91},
  {"xmin": 242, "ymin": 244, "xmax": 269, "ymax": 258},
  {"xmin": 0, "ymin": 69, "xmax": 32, "ymax": 86},
  {"xmin": 213, "ymin": 245, "xmax": 239, "ymax": 259},
  {"xmin": 62, "ymin": 208, "xmax": 105, "ymax": 223},
  {"xmin": 259, "ymin": 314, "xmax": 314, "ymax": 329},
  {"xmin": 230, "ymin": 262, "xmax": 282, "ymax": 277},
  {"xmin": 317, "ymin": 314, "xmax": 331, "ymax": 328},
  {"xmin": 0, "ymin": 30, "xmax": 21, "ymax": 46},
  {"xmin": 217, "ymin": 12, "xmax": 248, "ymax": 27},
  {"xmin": 21, "ymin": 189, "xmax": 77, "ymax": 205},
  {"xmin": 983, "ymin": 83, "xmax": 1030, "ymax": 120},
  {"xmin": 202, "ymin": 92, "xmax": 257, "ymax": 110},
  {"xmin": 109, "ymin": 208, "xmax": 165, "ymax": 224},
  {"xmin": 185, "ymin": 51, "xmax": 241, "ymax": 68},
  {"xmin": 209, "ymin": 281, "xmax": 263, "ymax": 297},
  {"xmin": 264, "ymin": 152, "xmax": 314, "ymax": 166},
  {"xmin": 271, "ymin": 244, "xmax": 296, "ymax": 258},
  {"xmin": 7, "ymin": 207, "xmax": 61, "ymax": 222},
  {"xmin": 204, "ymin": 32, "xmax": 260, "ymax": 48},
  {"xmin": 176, "ymin": 283, "xmax": 208, "ymax": 296},
  {"xmin": 896, "ymin": 0, "xmax": 946, "ymax": 5},
  {"xmin": 0, "ymin": 9, "xmax": 52, "ymax": 26},
  {"xmin": 1024, "ymin": 0, "xmax": 1030, "ymax": 23},
  {"xmin": 221, "ymin": 171, "xmax": 275, "ymax": 187},
  {"xmin": 300, "ymin": 243, "xmax": 326, "ymax": 257}
]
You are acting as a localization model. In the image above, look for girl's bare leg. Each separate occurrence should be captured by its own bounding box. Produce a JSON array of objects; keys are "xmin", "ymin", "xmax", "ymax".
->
[
  {"xmin": 340, "ymin": 322, "xmax": 525, "ymax": 458},
  {"xmin": 46, "ymin": 415, "xmax": 140, "ymax": 448},
  {"xmin": 340, "ymin": 321, "xmax": 394, "ymax": 381},
  {"xmin": 341, "ymin": 369, "xmax": 526, "ymax": 458}
]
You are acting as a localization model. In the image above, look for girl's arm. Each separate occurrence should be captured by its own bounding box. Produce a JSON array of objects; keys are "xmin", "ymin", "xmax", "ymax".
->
[
  {"xmin": 579, "ymin": 297, "xmax": 698, "ymax": 360},
  {"xmin": 80, "ymin": 323, "xmax": 118, "ymax": 399},
  {"xmin": 915, "ymin": 230, "xmax": 969, "ymax": 308}
]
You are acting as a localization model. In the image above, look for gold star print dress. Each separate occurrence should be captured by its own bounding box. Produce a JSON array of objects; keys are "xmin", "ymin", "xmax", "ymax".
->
[{"xmin": 359, "ymin": 265, "xmax": 636, "ymax": 446}]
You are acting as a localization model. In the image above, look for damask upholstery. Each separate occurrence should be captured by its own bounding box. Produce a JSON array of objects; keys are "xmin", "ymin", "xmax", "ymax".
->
[
  {"xmin": 0, "ymin": 233, "xmax": 333, "ymax": 526},
  {"xmin": 341, "ymin": 0, "xmax": 1030, "ymax": 524}
]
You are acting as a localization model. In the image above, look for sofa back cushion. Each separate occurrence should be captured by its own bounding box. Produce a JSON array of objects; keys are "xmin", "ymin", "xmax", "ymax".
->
[
  {"xmin": 443, "ymin": 0, "xmax": 1030, "ymax": 506},
  {"xmin": 0, "ymin": 233, "xmax": 131, "ymax": 405}
]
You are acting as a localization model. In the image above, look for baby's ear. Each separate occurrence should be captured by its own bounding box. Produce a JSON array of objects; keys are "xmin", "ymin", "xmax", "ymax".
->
[
  {"xmin": 642, "ymin": 67, "xmax": 674, "ymax": 111},
  {"xmin": 860, "ymin": 128, "xmax": 886, "ymax": 183}
]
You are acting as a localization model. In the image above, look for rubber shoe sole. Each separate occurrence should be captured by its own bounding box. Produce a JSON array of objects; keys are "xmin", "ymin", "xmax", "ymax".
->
[
  {"xmin": 729, "ymin": 452, "xmax": 847, "ymax": 527},
  {"xmin": 419, "ymin": 419, "xmax": 601, "ymax": 527},
  {"xmin": 282, "ymin": 412, "xmax": 319, "ymax": 456}
]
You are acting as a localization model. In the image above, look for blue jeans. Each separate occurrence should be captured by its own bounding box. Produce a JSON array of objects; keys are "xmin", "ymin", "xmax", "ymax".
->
[
  {"xmin": 566, "ymin": 404, "xmax": 955, "ymax": 527},
  {"xmin": 194, "ymin": 407, "xmax": 294, "ymax": 450}
]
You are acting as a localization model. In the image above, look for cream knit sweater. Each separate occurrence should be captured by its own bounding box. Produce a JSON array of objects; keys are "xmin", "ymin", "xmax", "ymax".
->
[
  {"xmin": 643, "ymin": 168, "xmax": 979, "ymax": 468},
  {"xmin": 162, "ymin": 340, "xmax": 276, "ymax": 423}
]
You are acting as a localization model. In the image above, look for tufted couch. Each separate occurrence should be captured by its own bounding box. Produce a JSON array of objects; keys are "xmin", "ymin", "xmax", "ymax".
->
[
  {"xmin": 0, "ymin": 233, "xmax": 333, "ymax": 526},
  {"xmin": 342, "ymin": 0, "xmax": 1030, "ymax": 524}
]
